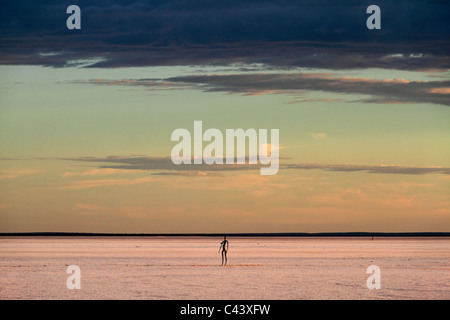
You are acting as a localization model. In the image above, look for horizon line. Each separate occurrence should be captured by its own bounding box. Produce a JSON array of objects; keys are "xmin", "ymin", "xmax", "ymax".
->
[{"xmin": 1, "ymin": 232, "xmax": 449, "ymax": 237}]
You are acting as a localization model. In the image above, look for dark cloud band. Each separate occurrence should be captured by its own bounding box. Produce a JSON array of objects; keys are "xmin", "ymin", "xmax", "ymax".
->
[
  {"xmin": 76, "ymin": 73, "xmax": 450, "ymax": 106},
  {"xmin": 1, "ymin": 1, "xmax": 449, "ymax": 70},
  {"xmin": 63, "ymin": 156, "xmax": 450, "ymax": 176}
]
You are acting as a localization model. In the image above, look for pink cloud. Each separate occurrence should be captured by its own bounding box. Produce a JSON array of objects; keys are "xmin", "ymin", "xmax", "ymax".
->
[
  {"xmin": 310, "ymin": 132, "xmax": 327, "ymax": 139},
  {"xmin": 0, "ymin": 169, "xmax": 38, "ymax": 180},
  {"xmin": 429, "ymin": 87, "xmax": 450, "ymax": 94},
  {"xmin": 61, "ymin": 177, "xmax": 153, "ymax": 190}
]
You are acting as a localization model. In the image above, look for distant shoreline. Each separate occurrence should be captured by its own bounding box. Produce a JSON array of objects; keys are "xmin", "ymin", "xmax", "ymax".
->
[{"xmin": 0, "ymin": 232, "xmax": 449, "ymax": 237}]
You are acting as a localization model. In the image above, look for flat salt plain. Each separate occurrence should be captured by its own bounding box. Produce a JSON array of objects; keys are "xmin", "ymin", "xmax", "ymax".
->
[{"xmin": 0, "ymin": 236, "xmax": 449, "ymax": 300}]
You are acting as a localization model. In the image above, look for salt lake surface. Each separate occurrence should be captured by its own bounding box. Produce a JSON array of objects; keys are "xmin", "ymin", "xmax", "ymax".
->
[{"xmin": 0, "ymin": 236, "xmax": 449, "ymax": 299}]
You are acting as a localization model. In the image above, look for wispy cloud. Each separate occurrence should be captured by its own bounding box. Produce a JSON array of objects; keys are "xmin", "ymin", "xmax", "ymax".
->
[
  {"xmin": 78, "ymin": 73, "xmax": 450, "ymax": 106},
  {"xmin": 61, "ymin": 176, "xmax": 153, "ymax": 190},
  {"xmin": 62, "ymin": 168, "xmax": 129, "ymax": 177},
  {"xmin": 151, "ymin": 171, "xmax": 213, "ymax": 177},
  {"xmin": 285, "ymin": 163, "xmax": 450, "ymax": 175},
  {"xmin": 75, "ymin": 203, "xmax": 108, "ymax": 211},
  {"xmin": 74, "ymin": 203, "xmax": 187, "ymax": 219},
  {"xmin": 166, "ymin": 73, "xmax": 450, "ymax": 106},
  {"xmin": 310, "ymin": 132, "xmax": 327, "ymax": 140},
  {"xmin": 0, "ymin": 169, "xmax": 38, "ymax": 180}
]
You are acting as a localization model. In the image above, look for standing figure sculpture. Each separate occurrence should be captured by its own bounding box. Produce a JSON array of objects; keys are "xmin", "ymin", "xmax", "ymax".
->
[{"xmin": 218, "ymin": 236, "xmax": 229, "ymax": 266}]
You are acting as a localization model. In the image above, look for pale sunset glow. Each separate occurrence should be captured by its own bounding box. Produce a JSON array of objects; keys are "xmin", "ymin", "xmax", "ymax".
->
[{"xmin": 0, "ymin": 0, "xmax": 449, "ymax": 234}]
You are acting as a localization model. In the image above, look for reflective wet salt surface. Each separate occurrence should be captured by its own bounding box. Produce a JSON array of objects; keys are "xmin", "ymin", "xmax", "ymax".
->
[{"xmin": 0, "ymin": 236, "xmax": 449, "ymax": 299}]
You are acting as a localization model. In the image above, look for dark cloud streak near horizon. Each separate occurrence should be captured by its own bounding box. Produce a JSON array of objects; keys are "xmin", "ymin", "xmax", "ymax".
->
[
  {"xmin": 62, "ymin": 156, "xmax": 450, "ymax": 176},
  {"xmin": 0, "ymin": 0, "xmax": 449, "ymax": 70}
]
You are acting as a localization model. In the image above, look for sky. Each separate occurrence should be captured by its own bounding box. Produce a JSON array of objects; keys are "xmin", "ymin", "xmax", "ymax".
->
[{"xmin": 0, "ymin": 0, "xmax": 449, "ymax": 233}]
